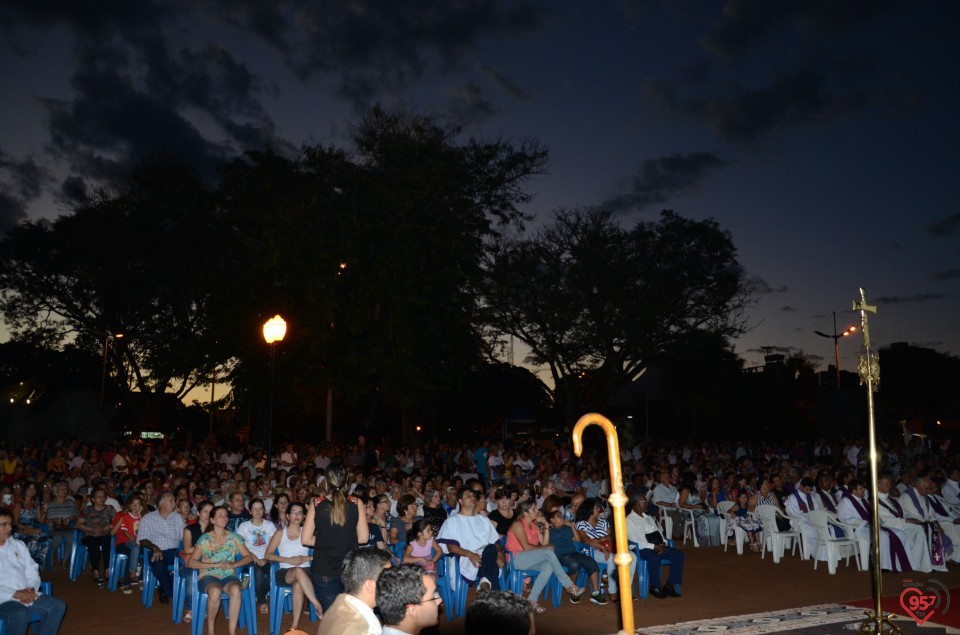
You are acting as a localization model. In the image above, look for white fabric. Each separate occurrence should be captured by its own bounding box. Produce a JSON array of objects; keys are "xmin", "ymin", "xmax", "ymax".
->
[
  {"xmin": 0, "ymin": 536, "xmax": 41, "ymax": 604},
  {"xmin": 784, "ymin": 492, "xmax": 821, "ymax": 560},
  {"xmin": 277, "ymin": 527, "xmax": 310, "ymax": 570},
  {"xmin": 838, "ymin": 495, "xmax": 896, "ymax": 571},
  {"xmin": 343, "ymin": 593, "xmax": 383, "ymax": 635},
  {"xmin": 877, "ymin": 492, "xmax": 932, "ymax": 572},
  {"xmin": 236, "ymin": 519, "xmax": 277, "ymax": 559},
  {"xmin": 436, "ymin": 512, "xmax": 499, "ymax": 582},
  {"xmin": 625, "ymin": 511, "xmax": 662, "ymax": 550},
  {"xmin": 942, "ymin": 479, "xmax": 960, "ymax": 506},
  {"xmin": 901, "ymin": 489, "xmax": 960, "ymax": 564}
]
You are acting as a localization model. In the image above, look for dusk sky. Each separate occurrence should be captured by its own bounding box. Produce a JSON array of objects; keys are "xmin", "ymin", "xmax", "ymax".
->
[{"xmin": 1, "ymin": 1, "xmax": 958, "ymax": 381}]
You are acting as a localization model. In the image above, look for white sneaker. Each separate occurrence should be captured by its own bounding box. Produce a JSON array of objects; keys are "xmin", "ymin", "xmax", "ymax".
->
[{"xmin": 477, "ymin": 577, "xmax": 492, "ymax": 594}]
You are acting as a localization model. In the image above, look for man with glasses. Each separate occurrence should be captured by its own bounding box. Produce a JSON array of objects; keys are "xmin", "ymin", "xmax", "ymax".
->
[
  {"xmin": 376, "ymin": 565, "xmax": 440, "ymax": 635},
  {"xmin": 437, "ymin": 488, "xmax": 503, "ymax": 593}
]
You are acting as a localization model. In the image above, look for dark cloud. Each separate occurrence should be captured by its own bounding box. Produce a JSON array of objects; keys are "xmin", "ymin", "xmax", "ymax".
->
[
  {"xmin": 0, "ymin": 150, "xmax": 47, "ymax": 200},
  {"xmin": 780, "ymin": 305, "xmax": 797, "ymax": 312},
  {"xmin": 59, "ymin": 176, "xmax": 88, "ymax": 205},
  {"xmin": 0, "ymin": 148, "xmax": 49, "ymax": 233},
  {"xmin": 642, "ymin": 54, "xmax": 898, "ymax": 143},
  {"xmin": 446, "ymin": 81, "xmax": 499, "ymax": 124},
  {"xmin": 603, "ymin": 151, "xmax": 727, "ymax": 212},
  {"xmin": 889, "ymin": 241, "xmax": 901, "ymax": 249},
  {"xmin": 930, "ymin": 269, "xmax": 960, "ymax": 281},
  {"xmin": 204, "ymin": 1, "xmax": 541, "ymax": 108},
  {"xmin": 0, "ymin": 190, "xmax": 28, "ymax": 234},
  {"xmin": 745, "ymin": 276, "xmax": 787, "ymax": 295},
  {"xmin": 926, "ymin": 213, "xmax": 960, "ymax": 237},
  {"xmin": 41, "ymin": 45, "xmax": 230, "ymax": 183},
  {"xmin": 1, "ymin": 0, "xmax": 171, "ymax": 40},
  {"xmin": 475, "ymin": 63, "xmax": 533, "ymax": 103},
  {"xmin": 702, "ymin": 0, "xmax": 896, "ymax": 59},
  {"xmin": 874, "ymin": 293, "xmax": 943, "ymax": 304}
]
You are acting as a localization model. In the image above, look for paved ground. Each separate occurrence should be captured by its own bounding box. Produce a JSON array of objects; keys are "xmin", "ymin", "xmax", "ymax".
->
[{"xmin": 53, "ymin": 545, "xmax": 960, "ymax": 634}]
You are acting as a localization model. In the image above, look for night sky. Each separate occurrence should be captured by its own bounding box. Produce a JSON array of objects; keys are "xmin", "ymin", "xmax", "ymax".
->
[{"xmin": 1, "ymin": 1, "xmax": 958, "ymax": 380}]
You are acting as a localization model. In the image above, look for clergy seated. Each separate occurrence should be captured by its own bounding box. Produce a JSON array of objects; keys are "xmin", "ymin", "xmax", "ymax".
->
[
  {"xmin": 876, "ymin": 473, "xmax": 935, "ymax": 573},
  {"xmin": 899, "ymin": 477, "xmax": 960, "ymax": 567}
]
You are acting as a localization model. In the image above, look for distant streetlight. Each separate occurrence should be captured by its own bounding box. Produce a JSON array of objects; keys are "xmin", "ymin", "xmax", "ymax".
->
[
  {"xmin": 100, "ymin": 332, "xmax": 124, "ymax": 409},
  {"xmin": 814, "ymin": 311, "xmax": 856, "ymax": 389},
  {"xmin": 263, "ymin": 315, "xmax": 287, "ymax": 471}
]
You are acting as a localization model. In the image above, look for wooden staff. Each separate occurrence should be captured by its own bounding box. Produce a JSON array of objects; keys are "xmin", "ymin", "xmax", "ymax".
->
[{"xmin": 573, "ymin": 413, "xmax": 634, "ymax": 632}]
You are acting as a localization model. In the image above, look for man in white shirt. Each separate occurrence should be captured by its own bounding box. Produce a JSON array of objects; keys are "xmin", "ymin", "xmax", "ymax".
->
[
  {"xmin": 625, "ymin": 493, "xmax": 684, "ymax": 599},
  {"xmin": 279, "ymin": 444, "xmax": 298, "ymax": 470},
  {"xmin": 111, "ymin": 447, "xmax": 130, "ymax": 474},
  {"xmin": 0, "ymin": 508, "xmax": 66, "ymax": 635},
  {"xmin": 319, "ymin": 548, "xmax": 391, "ymax": 635},
  {"xmin": 652, "ymin": 471, "xmax": 682, "ymax": 539},
  {"xmin": 436, "ymin": 488, "xmax": 503, "ymax": 593}
]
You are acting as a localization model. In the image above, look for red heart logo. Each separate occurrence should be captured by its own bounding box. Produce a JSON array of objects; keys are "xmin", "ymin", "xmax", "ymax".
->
[{"xmin": 899, "ymin": 587, "xmax": 934, "ymax": 625}]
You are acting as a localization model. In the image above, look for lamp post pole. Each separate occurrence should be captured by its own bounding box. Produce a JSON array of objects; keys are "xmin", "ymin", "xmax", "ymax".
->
[
  {"xmin": 100, "ymin": 332, "xmax": 123, "ymax": 409},
  {"xmin": 814, "ymin": 311, "xmax": 856, "ymax": 389},
  {"xmin": 263, "ymin": 315, "xmax": 287, "ymax": 473}
]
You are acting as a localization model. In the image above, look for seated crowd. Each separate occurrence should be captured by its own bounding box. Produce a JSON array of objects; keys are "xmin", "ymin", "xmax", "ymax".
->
[{"xmin": 0, "ymin": 434, "xmax": 958, "ymax": 634}]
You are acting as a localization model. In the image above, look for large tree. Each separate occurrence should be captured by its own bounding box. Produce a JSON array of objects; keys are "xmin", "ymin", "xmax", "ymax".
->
[
  {"xmin": 0, "ymin": 157, "xmax": 224, "ymax": 401},
  {"xmin": 212, "ymin": 109, "xmax": 548, "ymax": 441},
  {"xmin": 481, "ymin": 207, "xmax": 750, "ymax": 424}
]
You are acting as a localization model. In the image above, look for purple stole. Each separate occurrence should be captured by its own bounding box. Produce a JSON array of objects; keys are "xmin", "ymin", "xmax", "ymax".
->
[
  {"xmin": 926, "ymin": 495, "xmax": 955, "ymax": 557},
  {"xmin": 817, "ymin": 488, "xmax": 837, "ymax": 513},
  {"xmin": 792, "ymin": 491, "xmax": 813, "ymax": 513},
  {"xmin": 903, "ymin": 489, "xmax": 947, "ymax": 566},
  {"xmin": 846, "ymin": 493, "xmax": 910, "ymax": 571}
]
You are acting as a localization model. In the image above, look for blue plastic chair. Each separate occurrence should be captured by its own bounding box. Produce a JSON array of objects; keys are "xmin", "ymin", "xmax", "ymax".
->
[
  {"xmin": 505, "ymin": 550, "xmax": 555, "ymax": 607},
  {"xmin": 190, "ymin": 564, "xmax": 257, "ymax": 635},
  {"xmin": 267, "ymin": 561, "xmax": 318, "ymax": 635},
  {"xmin": 629, "ymin": 540, "xmax": 678, "ymax": 599},
  {"xmin": 69, "ymin": 530, "xmax": 88, "ymax": 582},
  {"xmin": 142, "ymin": 541, "xmax": 184, "ymax": 611},
  {"xmin": 172, "ymin": 553, "xmax": 188, "ymax": 623},
  {"xmin": 141, "ymin": 559, "xmax": 176, "ymax": 608},
  {"xmin": 107, "ymin": 536, "xmax": 129, "ymax": 591},
  {"xmin": 436, "ymin": 554, "xmax": 467, "ymax": 621},
  {"xmin": 0, "ymin": 582, "xmax": 53, "ymax": 635}
]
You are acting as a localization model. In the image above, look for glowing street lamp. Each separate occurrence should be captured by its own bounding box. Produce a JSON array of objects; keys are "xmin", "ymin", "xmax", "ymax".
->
[
  {"xmin": 814, "ymin": 311, "xmax": 856, "ymax": 389},
  {"xmin": 263, "ymin": 315, "xmax": 286, "ymax": 470}
]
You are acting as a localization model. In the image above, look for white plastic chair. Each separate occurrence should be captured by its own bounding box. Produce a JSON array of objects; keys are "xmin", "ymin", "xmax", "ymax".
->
[
  {"xmin": 755, "ymin": 505, "xmax": 800, "ymax": 563},
  {"xmin": 717, "ymin": 501, "xmax": 747, "ymax": 554},
  {"xmin": 808, "ymin": 511, "xmax": 862, "ymax": 575},
  {"xmin": 657, "ymin": 507, "xmax": 674, "ymax": 541},
  {"xmin": 679, "ymin": 507, "xmax": 699, "ymax": 547}
]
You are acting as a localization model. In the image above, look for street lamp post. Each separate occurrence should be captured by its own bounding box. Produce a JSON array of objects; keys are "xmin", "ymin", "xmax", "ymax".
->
[
  {"xmin": 262, "ymin": 315, "xmax": 287, "ymax": 473},
  {"xmin": 814, "ymin": 311, "xmax": 856, "ymax": 389},
  {"xmin": 100, "ymin": 332, "xmax": 124, "ymax": 409}
]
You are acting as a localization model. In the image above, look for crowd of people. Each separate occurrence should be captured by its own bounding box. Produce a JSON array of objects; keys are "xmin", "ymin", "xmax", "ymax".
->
[{"xmin": 0, "ymin": 432, "xmax": 958, "ymax": 634}]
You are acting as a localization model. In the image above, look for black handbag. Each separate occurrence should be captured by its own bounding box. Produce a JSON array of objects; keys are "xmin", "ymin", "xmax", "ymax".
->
[{"xmin": 645, "ymin": 530, "xmax": 665, "ymax": 545}]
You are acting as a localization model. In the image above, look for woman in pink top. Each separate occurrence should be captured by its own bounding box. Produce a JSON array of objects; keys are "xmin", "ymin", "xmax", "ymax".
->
[{"xmin": 506, "ymin": 500, "xmax": 584, "ymax": 613}]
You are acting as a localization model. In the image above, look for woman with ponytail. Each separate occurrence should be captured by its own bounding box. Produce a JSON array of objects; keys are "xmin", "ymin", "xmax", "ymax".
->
[{"xmin": 301, "ymin": 463, "xmax": 369, "ymax": 613}]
